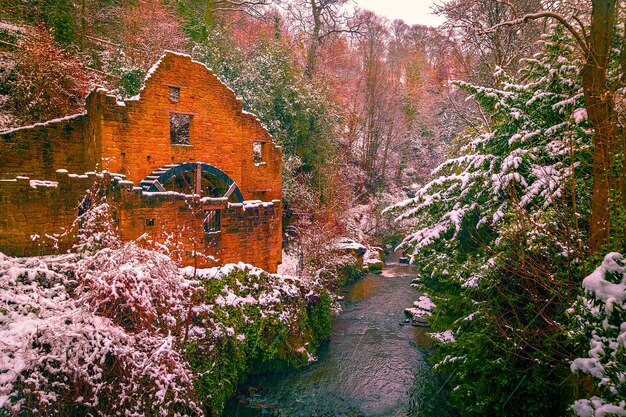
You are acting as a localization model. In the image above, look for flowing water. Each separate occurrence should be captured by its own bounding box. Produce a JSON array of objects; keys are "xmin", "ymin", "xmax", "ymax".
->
[{"xmin": 225, "ymin": 257, "xmax": 456, "ymax": 417}]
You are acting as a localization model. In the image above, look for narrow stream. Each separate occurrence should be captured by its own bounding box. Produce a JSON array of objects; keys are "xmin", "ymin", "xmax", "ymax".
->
[{"xmin": 226, "ymin": 257, "xmax": 456, "ymax": 416}]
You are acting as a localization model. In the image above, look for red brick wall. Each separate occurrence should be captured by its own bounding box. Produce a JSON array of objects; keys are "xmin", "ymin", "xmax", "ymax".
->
[
  {"xmin": 116, "ymin": 190, "xmax": 282, "ymax": 271},
  {"xmin": 0, "ymin": 114, "xmax": 100, "ymax": 180},
  {"xmin": 0, "ymin": 177, "xmax": 282, "ymax": 272},
  {"xmin": 0, "ymin": 172, "xmax": 95, "ymax": 256},
  {"xmin": 96, "ymin": 52, "xmax": 282, "ymax": 202},
  {"xmin": 0, "ymin": 51, "xmax": 283, "ymax": 271}
]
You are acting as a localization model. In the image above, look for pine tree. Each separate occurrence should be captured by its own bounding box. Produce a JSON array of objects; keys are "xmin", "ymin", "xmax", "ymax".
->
[
  {"xmin": 388, "ymin": 28, "xmax": 594, "ymax": 415},
  {"xmin": 570, "ymin": 252, "xmax": 626, "ymax": 416}
]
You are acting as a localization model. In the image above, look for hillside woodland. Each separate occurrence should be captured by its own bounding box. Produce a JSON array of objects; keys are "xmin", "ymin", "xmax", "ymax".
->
[{"xmin": 0, "ymin": 0, "xmax": 625, "ymax": 416}]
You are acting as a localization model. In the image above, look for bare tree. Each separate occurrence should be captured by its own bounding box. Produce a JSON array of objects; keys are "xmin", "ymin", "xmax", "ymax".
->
[
  {"xmin": 122, "ymin": 0, "xmax": 187, "ymax": 68},
  {"xmin": 285, "ymin": 0, "xmax": 361, "ymax": 78},
  {"xmin": 435, "ymin": 0, "xmax": 545, "ymax": 86},
  {"xmin": 203, "ymin": 0, "xmax": 275, "ymax": 25}
]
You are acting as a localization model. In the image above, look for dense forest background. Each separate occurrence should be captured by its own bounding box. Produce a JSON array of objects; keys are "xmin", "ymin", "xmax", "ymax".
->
[
  {"xmin": 0, "ymin": 0, "xmax": 460, "ymax": 274},
  {"xmin": 1, "ymin": 0, "xmax": 625, "ymax": 416}
]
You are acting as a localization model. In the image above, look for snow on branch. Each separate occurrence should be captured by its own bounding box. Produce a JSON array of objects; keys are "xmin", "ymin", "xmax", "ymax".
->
[
  {"xmin": 571, "ymin": 253, "xmax": 626, "ymax": 417},
  {"xmin": 478, "ymin": 11, "xmax": 588, "ymax": 55}
]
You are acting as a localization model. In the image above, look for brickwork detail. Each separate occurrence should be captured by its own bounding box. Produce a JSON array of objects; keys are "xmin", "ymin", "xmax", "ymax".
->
[{"xmin": 0, "ymin": 51, "xmax": 282, "ymax": 272}]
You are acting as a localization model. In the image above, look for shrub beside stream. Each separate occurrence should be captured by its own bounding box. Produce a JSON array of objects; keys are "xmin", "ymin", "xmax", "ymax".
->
[
  {"xmin": 186, "ymin": 264, "xmax": 334, "ymax": 415},
  {"xmin": 0, "ymin": 244, "xmax": 334, "ymax": 417}
]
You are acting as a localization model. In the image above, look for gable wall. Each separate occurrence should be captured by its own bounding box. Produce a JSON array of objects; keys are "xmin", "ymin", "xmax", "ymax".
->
[
  {"xmin": 0, "ymin": 51, "xmax": 283, "ymax": 271},
  {"xmin": 96, "ymin": 52, "xmax": 281, "ymax": 201}
]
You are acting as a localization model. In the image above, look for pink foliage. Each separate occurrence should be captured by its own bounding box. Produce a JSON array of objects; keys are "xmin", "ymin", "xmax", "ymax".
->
[
  {"xmin": 0, "ymin": 246, "xmax": 201, "ymax": 416},
  {"xmin": 77, "ymin": 243, "xmax": 194, "ymax": 331}
]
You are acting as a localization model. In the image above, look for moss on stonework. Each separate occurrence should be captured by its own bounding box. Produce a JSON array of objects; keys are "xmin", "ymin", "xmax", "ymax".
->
[
  {"xmin": 368, "ymin": 262, "xmax": 383, "ymax": 274},
  {"xmin": 335, "ymin": 261, "xmax": 367, "ymax": 288},
  {"xmin": 185, "ymin": 268, "xmax": 333, "ymax": 416}
]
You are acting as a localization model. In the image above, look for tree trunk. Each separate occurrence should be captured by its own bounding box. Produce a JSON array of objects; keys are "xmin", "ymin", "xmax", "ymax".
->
[
  {"xmin": 304, "ymin": 0, "xmax": 321, "ymax": 79},
  {"xmin": 379, "ymin": 122, "xmax": 394, "ymax": 192},
  {"xmin": 204, "ymin": 0, "xmax": 215, "ymax": 29},
  {"xmin": 362, "ymin": 33, "xmax": 381, "ymax": 179},
  {"xmin": 80, "ymin": 0, "xmax": 86, "ymax": 52},
  {"xmin": 582, "ymin": 0, "xmax": 617, "ymax": 253},
  {"xmin": 618, "ymin": 18, "xmax": 626, "ymax": 253}
]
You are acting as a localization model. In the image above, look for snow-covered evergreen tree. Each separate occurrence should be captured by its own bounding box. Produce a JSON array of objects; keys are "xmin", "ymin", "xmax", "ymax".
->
[
  {"xmin": 570, "ymin": 252, "xmax": 626, "ymax": 416},
  {"xmin": 388, "ymin": 28, "xmax": 594, "ymax": 415}
]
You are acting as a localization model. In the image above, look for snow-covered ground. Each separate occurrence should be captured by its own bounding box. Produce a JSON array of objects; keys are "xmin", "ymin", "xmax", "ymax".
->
[
  {"xmin": 0, "ymin": 243, "xmax": 329, "ymax": 416},
  {"xmin": 277, "ymin": 250, "xmax": 300, "ymax": 276}
]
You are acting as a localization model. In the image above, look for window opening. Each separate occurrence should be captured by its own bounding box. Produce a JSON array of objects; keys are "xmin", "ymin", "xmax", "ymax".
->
[
  {"xmin": 253, "ymin": 141, "xmax": 264, "ymax": 164},
  {"xmin": 145, "ymin": 218, "xmax": 155, "ymax": 227},
  {"xmin": 204, "ymin": 209, "xmax": 221, "ymax": 234},
  {"xmin": 170, "ymin": 113, "xmax": 191, "ymax": 145},
  {"xmin": 168, "ymin": 86, "xmax": 180, "ymax": 102}
]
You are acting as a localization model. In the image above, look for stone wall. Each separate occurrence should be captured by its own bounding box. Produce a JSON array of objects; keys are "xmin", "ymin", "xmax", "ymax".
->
[
  {"xmin": 115, "ymin": 187, "xmax": 282, "ymax": 271},
  {"xmin": 0, "ymin": 175, "xmax": 281, "ymax": 271},
  {"xmin": 219, "ymin": 202, "xmax": 282, "ymax": 272},
  {"xmin": 0, "ymin": 172, "xmax": 94, "ymax": 256},
  {"xmin": 0, "ymin": 114, "xmax": 100, "ymax": 180},
  {"xmin": 0, "ymin": 51, "xmax": 283, "ymax": 272}
]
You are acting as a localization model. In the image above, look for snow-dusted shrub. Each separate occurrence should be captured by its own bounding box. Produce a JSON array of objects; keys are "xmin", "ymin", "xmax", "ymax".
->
[
  {"xmin": 0, "ymin": 247, "xmax": 201, "ymax": 416},
  {"xmin": 363, "ymin": 248, "xmax": 383, "ymax": 273},
  {"xmin": 74, "ymin": 186, "xmax": 122, "ymax": 254},
  {"xmin": 75, "ymin": 203, "xmax": 121, "ymax": 253},
  {"xmin": 294, "ymin": 210, "xmax": 366, "ymax": 284},
  {"xmin": 571, "ymin": 253, "xmax": 626, "ymax": 416},
  {"xmin": 77, "ymin": 243, "xmax": 192, "ymax": 331},
  {"xmin": 184, "ymin": 263, "xmax": 332, "ymax": 414}
]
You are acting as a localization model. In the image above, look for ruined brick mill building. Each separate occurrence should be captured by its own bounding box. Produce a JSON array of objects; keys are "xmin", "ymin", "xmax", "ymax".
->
[{"xmin": 0, "ymin": 51, "xmax": 283, "ymax": 272}]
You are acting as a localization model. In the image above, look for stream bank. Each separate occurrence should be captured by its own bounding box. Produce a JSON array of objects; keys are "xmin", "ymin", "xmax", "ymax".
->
[{"xmin": 224, "ymin": 257, "xmax": 456, "ymax": 416}]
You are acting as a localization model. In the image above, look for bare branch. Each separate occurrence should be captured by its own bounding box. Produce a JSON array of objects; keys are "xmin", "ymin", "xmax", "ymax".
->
[
  {"xmin": 479, "ymin": 11, "xmax": 589, "ymax": 55},
  {"xmin": 209, "ymin": 0, "xmax": 274, "ymax": 19},
  {"xmin": 495, "ymin": 0, "xmax": 519, "ymax": 18},
  {"xmin": 571, "ymin": 14, "xmax": 588, "ymax": 42}
]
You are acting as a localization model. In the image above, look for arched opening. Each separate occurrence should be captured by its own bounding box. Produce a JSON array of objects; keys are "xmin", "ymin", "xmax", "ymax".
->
[
  {"xmin": 139, "ymin": 162, "xmax": 244, "ymax": 202},
  {"xmin": 162, "ymin": 171, "xmax": 231, "ymax": 198}
]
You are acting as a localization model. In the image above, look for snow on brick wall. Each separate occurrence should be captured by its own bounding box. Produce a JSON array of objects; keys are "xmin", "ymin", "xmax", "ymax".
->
[{"xmin": 0, "ymin": 51, "xmax": 283, "ymax": 272}]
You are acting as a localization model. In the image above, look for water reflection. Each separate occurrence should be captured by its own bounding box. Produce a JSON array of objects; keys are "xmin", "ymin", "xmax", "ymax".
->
[{"xmin": 347, "ymin": 275, "xmax": 382, "ymax": 301}]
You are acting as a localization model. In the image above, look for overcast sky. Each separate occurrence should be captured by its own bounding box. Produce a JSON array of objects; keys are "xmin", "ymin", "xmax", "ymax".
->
[{"xmin": 352, "ymin": 0, "xmax": 445, "ymax": 27}]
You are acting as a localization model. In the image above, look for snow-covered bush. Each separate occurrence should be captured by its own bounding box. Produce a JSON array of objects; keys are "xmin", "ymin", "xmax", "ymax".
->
[
  {"xmin": 77, "ymin": 244, "xmax": 192, "ymax": 331},
  {"xmin": 404, "ymin": 294, "xmax": 435, "ymax": 323},
  {"xmin": 0, "ymin": 241, "xmax": 334, "ymax": 416},
  {"xmin": 75, "ymin": 198, "xmax": 121, "ymax": 254},
  {"xmin": 0, "ymin": 246, "xmax": 200, "ymax": 416},
  {"xmin": 571, "ymin": 252, "xmax": 626, "ymax": 416},
  {"xmin": 0, "ymin": 170, "xmax": 336, "ymax": 417}
]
